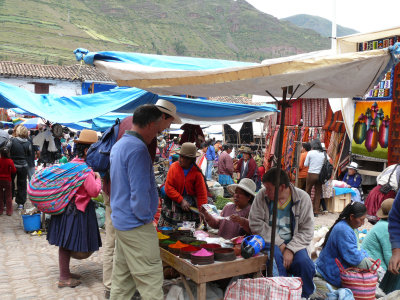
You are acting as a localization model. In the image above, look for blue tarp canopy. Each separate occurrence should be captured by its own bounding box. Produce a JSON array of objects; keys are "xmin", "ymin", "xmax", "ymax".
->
[{"xmin": 0, "ymin": 82, "xmax": 277, "ymax": 128}]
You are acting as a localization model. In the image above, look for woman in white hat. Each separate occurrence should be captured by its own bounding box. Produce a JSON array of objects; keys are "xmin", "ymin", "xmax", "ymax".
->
[
  {"xmin": 158, "ymin": 142, "xmax": 208, "ymax": 227},
  {"xmin": 341, "ymin": 162, "xmax": 362, "ymax": 202},
  {"xmin": 200, "ymin": 178, "xmax": 256, "ymax": 239}
]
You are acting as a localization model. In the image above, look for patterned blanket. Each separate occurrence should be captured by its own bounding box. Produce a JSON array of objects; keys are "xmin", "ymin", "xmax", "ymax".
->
[{"xmin": 28, "ymin": 162, "xmax": 91, "ymax": 215}]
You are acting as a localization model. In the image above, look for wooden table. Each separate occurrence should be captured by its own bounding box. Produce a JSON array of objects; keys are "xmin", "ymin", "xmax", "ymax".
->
[{"xmin": 160, "ymin": 247, "xmax": 268, "ymax": 300}]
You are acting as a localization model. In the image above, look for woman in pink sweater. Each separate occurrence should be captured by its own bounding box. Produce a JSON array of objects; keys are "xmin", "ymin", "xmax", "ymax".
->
[{"xmin": 201, "ymin": 178, "xmax": 256, "ymax": 239}]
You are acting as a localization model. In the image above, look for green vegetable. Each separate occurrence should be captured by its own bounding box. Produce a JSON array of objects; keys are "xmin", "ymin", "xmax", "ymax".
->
[{"xmin": 215, "ymin": 196, "xmax": 233, "ymax": 210}]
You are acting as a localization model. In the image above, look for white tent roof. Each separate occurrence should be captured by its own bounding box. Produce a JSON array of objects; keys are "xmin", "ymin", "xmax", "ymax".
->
[{"xmin": 92, "ymin": 49, "xmax": 391, "ymax": 98}]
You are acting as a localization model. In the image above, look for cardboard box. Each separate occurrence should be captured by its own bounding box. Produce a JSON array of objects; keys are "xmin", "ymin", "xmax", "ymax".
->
[{"xmin": 326, "ymin": 193, "xmax": 351, "ymax": 213}]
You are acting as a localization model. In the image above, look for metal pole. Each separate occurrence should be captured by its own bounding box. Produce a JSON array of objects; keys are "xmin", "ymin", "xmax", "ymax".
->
[{"xmin": 267, "ymin": 86, "xmax": 288, "ymax": 277}]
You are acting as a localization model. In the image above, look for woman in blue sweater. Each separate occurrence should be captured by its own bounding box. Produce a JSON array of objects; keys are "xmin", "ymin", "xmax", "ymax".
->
[{"xmin": 316, "ymin": 202, "xmax": 371, "ymax": 287}]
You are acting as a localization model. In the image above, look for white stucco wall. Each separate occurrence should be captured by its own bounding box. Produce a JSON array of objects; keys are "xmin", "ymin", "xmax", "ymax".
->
[{"xmin": 0, "ymin": 77, "xmax": 82, "ymax": 96}]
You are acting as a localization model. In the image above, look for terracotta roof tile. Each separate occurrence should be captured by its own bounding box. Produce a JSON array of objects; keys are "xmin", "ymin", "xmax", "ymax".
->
[{"xmin": 0, "ymin": 61, "xmax": 114, "ymax": 82}]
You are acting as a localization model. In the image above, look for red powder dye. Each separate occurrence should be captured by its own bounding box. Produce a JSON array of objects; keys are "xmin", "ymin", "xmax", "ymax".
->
[{"xmin": 192, "ymin": 248, "xmax": 213, "ymax": 257}]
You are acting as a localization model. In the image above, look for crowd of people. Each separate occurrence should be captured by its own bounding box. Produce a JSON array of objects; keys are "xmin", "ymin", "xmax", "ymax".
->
[{"xmin": 3, "ymin": 99, "xmax": 400, "ymax": 299}]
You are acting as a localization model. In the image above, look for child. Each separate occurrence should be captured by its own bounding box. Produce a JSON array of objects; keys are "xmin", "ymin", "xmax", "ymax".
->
[{"xmin": 0, "ymin": 147, "xmax": 16, "ymax": 215}]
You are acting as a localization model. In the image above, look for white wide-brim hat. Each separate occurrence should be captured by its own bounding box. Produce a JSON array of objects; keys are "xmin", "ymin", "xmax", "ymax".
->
[
  {"xmin": 227, "ymin": 178, "xmax": 257, "ymax": 197},
  {"xmin": 155, "ymin": 99, "xmax": 182, "ymax": 124},
  {"xmin": 347, "ymin": 162, "xmax": 359, "ymax": 170}
]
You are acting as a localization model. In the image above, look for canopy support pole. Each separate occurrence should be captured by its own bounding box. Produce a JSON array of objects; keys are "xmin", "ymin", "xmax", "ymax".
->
[{"xmin": 267, "ymin": 86, "xmax": 289, "ymax": 277}]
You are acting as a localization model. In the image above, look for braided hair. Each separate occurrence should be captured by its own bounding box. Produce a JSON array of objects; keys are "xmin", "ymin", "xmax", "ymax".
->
[{"xmin": 321, "ymin": 202, "xmax": 366, "ymax": 249}]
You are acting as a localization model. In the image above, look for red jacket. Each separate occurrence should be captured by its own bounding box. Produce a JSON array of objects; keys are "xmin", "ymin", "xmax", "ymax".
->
[
  {"xmin": 165, "ymin": 161, "xmax": 208, "ymax": 209},
  {"xmin": 0, "ymin": 158, "xmax": 16, "ymax": 182},
  {"xmin": 235, "ymin": 157, "xmax": 257, "ymax": 180}
]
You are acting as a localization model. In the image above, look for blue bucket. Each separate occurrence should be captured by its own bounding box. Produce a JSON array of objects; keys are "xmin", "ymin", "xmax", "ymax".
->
[{"xmin": 22, "ymin": 214, "xmax": 41, "ymax": 232}]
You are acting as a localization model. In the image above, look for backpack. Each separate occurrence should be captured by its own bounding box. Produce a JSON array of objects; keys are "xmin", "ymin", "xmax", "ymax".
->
[
  {"xmin": 86, "ymin": 118, "xmax": 120, "ymax": 173},
  {"xmin": 319, "ymin": 152, "xmax": 333, "ymax": 184}
]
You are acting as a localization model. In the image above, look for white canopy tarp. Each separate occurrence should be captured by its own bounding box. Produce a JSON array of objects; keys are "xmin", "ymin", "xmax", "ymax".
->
[{"xmin": 87, "ymin": 49, "xmax": 393, "ymax": 98}]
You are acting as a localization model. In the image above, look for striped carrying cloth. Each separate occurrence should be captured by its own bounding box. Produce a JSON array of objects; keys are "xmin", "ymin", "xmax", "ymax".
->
[
  {"xmin": 335, "ymin": 258, "xmax": 380, "ymax": 300},
  {"xmin": 27, "ymin": 162, "xmax": 91, "ymax": 215}
]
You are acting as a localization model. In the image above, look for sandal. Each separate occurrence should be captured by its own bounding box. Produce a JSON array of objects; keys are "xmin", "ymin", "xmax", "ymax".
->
[
  {"xmin": 58, "ymin": 278, "xmax": 81, "ymax": 288},
  {"xmin": 70, "ymin": 273, "xmax": 81, "ymax": 279}
]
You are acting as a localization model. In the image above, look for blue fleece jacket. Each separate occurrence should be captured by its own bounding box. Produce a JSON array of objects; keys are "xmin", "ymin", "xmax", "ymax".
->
[
  {"xmin": 316, "ymin": 220, "xmax": 368, "ymax": 287},
  {"xmin": 389, "ymin": 191, "xmax": 400, "ymax": 249},
  {"xmin": 206, "ymin": 145, "xmax": 215, "ymax": 161}
]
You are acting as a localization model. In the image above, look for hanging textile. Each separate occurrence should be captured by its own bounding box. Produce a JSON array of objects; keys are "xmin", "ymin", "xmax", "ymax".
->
[
  {"xmin": 302, "ymin": 98, "xmax": 328, "ymax": 127},
  {"xmin": 283, "ymin": 128, "xmax": 298, "ymax": 173},
  {"xmin": 278, "ymin": 99, "xmax": 302, "ymax": 126},
  {"xmin": 388, "ymin": 64, "xmax": 400, "ymax": 165}
]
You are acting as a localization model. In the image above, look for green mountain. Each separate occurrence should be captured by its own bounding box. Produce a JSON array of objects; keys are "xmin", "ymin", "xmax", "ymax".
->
[
  {"xmin": 282, "ymin": 14, "xmax": 358, "ymax": 38},
  {"xmin": 0, "ymin": 0, "xmax": 330, "ymax": 65}
]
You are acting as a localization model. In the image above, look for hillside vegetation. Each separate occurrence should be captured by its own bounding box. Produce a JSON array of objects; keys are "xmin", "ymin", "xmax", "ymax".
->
[
  {"xmin": 0, "ymin": 0, "xmax": 331, "ymax": 65},
  {"xmin": 282, "ymin": 14, "xmax": 358, "ymax": 38}
]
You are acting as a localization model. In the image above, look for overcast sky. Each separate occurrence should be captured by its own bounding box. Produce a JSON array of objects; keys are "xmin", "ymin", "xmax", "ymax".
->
[{"xmin": 246, "ymin": 0, "xmax": 399, "ymax": 34}]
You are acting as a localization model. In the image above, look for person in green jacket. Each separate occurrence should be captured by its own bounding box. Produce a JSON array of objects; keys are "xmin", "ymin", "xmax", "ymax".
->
[{"xmin": 362, "ymin": 198, "xmax": 394, "ymax": 270}]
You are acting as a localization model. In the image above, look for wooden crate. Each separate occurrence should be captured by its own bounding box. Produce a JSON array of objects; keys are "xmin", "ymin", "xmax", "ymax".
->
[{"xmin": 326, "ymin": 193, "xmax": 351, "ymax": 213}]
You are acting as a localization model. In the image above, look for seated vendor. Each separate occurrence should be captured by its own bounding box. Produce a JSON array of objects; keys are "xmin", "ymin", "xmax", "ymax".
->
[
  {"xmin": 316, "ymin": 202, "xmax": 373, "ymax": 288},
  {"xmin": 249, "ymin": 168, "xmax": 315, "ymax": 299},
  {"xmin": 341, "ymin": 162, "xmax": 362, "ymax": 202},
  {"xmin": 200, "ymin": 178, "xmax": 256, "ymax": 239}
]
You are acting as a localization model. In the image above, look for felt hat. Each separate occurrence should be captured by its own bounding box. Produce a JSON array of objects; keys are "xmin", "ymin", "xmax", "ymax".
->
[
  {"xmin": 376, "ymin": 198, "xmax": 394, "ymax": 219},
  {"xmin": 347, "ymin": 162, "xmax": 359, "ymax": 170},
  {"xmin": 242, "ymin": 147, "xmax": 253, "ymax": 154},
  {"xmin": 155, "ymin": 99, "xmax": 182, "ymax": 124},
  {"xmin": 176, "ymin": 142, "xmax": 199, "ymax": 158},
  {"xmin": 74, "ymin": 129, "xmax": 98, "ymax": 144},
  {"xmin": 321, "ymin": 143, "xmax": 326, "ymax": 150},
  {"xmin": 227, "ymin": 178, "xmax": 256, "ymax": 197}
]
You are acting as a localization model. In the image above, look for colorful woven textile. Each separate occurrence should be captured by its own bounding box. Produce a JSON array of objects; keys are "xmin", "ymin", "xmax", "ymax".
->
[
  {"xmin": 278, "ymin": 99, "xmax": 302, "ymax": 126},
  {"xmin": 28, "ymin": 162, "xmax": 91, "ymax": 214},
  {"xmin": 302, "ymin": 98, "xmax": 328, "ymax": 127}
]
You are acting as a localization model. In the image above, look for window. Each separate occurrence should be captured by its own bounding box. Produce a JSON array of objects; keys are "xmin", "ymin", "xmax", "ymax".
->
[{"xmin": 34, "ymin": 83, "xmax": 50, "ymax": 94}]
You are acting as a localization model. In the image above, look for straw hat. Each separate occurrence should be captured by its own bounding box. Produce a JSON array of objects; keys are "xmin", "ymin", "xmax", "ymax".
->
[
  {"xmin": 155, "ymin": 99, "xmax": 182, "ymax": 124},
  {"xmin": 376, "ymin": 198, "xmax": 394, "ymax": 219},
  {"xmin": 242, "ymin": 147, "xmax": 253, "ymax": 154},
  {"xmin": 74, "ymin": 129, "xmax": 98, "ymax": 144},
  {"xmin": 227, "ymin": 178, "xmax": 256, "ymax": 197},
  {"xmin": 347, "ymin": 162, "xmax": 359, "ymax": 170},
  {"xmin": 176, "ymin": 142, "xmax": 199, "ymax": 158}
]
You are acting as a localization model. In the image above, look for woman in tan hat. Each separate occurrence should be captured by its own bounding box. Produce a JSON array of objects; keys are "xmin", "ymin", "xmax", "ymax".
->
[
  {"xmin": 46, "ymin": 129, "xmax": 102, "ymax": 288},
  {"xmin": 235, "ymin": 146, "xmax": 258, "ymax": 187},
  {"xmin": 158, "ymin": 142, "xmax": 208, "ymax": 227},
  {"xmin": 201, "ymin": 178, "xmax": 256, "ymax": 239}
]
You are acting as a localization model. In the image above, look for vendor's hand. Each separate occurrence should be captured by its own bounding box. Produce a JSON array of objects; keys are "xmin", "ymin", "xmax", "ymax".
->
[
  {"xmin": 279, "ymin": 243, "xmax": 286, "ymax": 254},
  {"xmin": 180, "ymin": 199, "xmax": 190, "ymax": 212},
  {"xmin": 229, "ymin": 214, "xmax": 242, "ymax": 225},
  {"xmin": 389, "ymin": 248, "xmax": 400, "ymax": 274},
  {"xmin": 283, "ymin": 248, "xmax": 294, "ymax": 269}
]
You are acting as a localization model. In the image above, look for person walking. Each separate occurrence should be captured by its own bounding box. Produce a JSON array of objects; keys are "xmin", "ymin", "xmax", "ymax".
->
[
  {"xmin": 304, "ymin": 140, "xmax": 328, "ymax": 217},
  {"xmin": 205, "ymin": 140, "xmax": 215, "ymax": 181},
  {"xmin": 45, "ymin": 129, "xmax": 102, "ymax": 288},
  {"xmin": 235, "ymin": 147, "xmax": 258, "ymax": 184},
  {"xmin": 9, "ymin": 125, "xmax": 31, "ymax": 209},
  {"xmin": 218, "ymin": 144, "xmax": 235, "ymax": 186},
  {"xmin": 0, "ymin": 147, "xmax": 16, "ymax": 216},
  {"xmin": 110, "ymin": 104, "xmax": 177, "ymax": 299}
]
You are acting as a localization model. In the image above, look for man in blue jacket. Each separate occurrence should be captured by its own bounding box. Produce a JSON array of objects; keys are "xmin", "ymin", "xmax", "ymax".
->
[
  {"xmin": 205, "ymin": 140, "xmax": 215, "ymax": 180},
  {"xmin": 109, "ymin": 102, "xmax": 179, "ymax": 299}
]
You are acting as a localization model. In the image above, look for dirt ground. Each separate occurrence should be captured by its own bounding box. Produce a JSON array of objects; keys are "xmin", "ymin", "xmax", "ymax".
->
[{"xmin": 314, "ymin": 211, "xmax": 373, "ymax": 231}]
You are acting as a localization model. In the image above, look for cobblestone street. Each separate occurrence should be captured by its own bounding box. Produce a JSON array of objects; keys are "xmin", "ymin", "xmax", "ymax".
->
[{"xmin": 0, "ymin": 203, "xmax": 105, "ymax": 300}]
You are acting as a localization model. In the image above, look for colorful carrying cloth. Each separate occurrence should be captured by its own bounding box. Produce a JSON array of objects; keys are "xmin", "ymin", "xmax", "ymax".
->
[{"xmin": 28, "ymin": 161, "xmax": 91, "ymax": 214}]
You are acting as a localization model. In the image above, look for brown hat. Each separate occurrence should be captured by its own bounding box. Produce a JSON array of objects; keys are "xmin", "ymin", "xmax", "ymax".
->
[
  {"xmin": 176, "ymin": 142, "xmax": 200, "ymax": 158},
  {"xmin": 376, "ymin": 198, "xmax": 394, "ymax": 219},
  {"xmin": 242, "ymin": 147, "xmax": 252, "ymax": 154},
  {"xmin": 74, "ymin": 129, "xmax": 98, "ymax": 144}
]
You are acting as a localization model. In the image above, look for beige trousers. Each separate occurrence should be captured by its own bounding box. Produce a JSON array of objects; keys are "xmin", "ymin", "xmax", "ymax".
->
[
  {"xmin": 110, "ymin": 223, "xmax": 163, "ymax": 300},
  {"xmin": 103, "ymin": 194, "xmax": 115, "ymax": 292}
]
